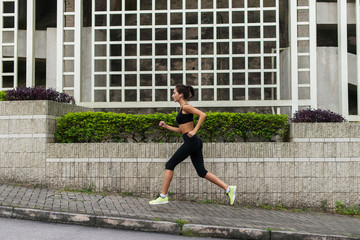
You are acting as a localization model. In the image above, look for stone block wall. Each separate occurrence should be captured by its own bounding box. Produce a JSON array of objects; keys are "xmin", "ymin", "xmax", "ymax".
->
[
  {"xmin": 45, "ymin": 141, "xmax": 360, "ymax": 211},
  {"xmin": 0, "ymin": 101, "xmax": 91, "ymax": 184},
  {"xmin": 0, "ymin": 101, "xmax": 359, "ymax": 211}
]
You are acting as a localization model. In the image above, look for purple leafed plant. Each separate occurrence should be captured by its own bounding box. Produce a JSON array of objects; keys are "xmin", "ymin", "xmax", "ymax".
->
[
  {"xmin": 291, "ymin": 108, "xmax": 346, "ymax": 123},
  {"xmin": 5, "ymin": 87, "xmax": 75, "ymax": 104}
]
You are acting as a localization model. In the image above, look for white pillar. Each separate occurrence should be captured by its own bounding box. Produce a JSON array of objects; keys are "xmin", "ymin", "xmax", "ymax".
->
[
  {"xmin": 74, "ymin": 0, "xmax": 82, "ymax": 103},
  {"xmin": 26, "ymin": 0, "xmax": 35, "ymax": 87},
  {"xmin": 309, "ymin": 0, "xmax": 317, "ymax": 109},
  {"xmin": 56, "ymin": 0, "xmax": 64, "ymax": 92},
  {"xmin": 0, "ymin": 2, "xmax": 3, "ymax": 89},
  {"xmin": 356, "ymin": 0, "xmax": 360, "ymax": 115},
  {"xmin": 338, "ymin": 0, "xmax": 348, "ymax": 117},
  {"xmin": 289, "ymin": 0, "xmax": 298, "ymax": 114}
]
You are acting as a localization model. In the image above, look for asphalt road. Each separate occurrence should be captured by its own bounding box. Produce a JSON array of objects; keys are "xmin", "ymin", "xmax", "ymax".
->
[{"xmin": 0, "ymin": 217, "xmax": 228, "ymax": 240}]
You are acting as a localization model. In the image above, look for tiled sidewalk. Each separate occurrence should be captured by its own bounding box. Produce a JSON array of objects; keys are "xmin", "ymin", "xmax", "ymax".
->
[{"xmin": 0, "ymin": 183, "xmax": 359, "ymax": 239}]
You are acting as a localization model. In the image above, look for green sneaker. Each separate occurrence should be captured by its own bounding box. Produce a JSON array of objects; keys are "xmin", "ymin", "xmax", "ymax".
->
[
  {"xmin": 227, "ymin": 186, "xmax": 236, "ymax": 205},
  {"xmin": 149, "ymin": 196, "xmax": 169, "ymax": 205}
]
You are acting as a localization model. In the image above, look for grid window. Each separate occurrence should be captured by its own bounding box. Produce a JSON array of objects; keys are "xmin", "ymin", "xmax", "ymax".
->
[{"xmin": 90, "ymin": 0, "xmax": 280, "ymax": 103}]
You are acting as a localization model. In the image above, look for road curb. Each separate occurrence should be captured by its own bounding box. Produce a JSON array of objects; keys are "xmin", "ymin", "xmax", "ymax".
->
[
  {"xmin": 0, "ymin": 206, "xmax": 179, "ymax": 234},
  {"xmin": 95, "ymin": 216, "xmax": 179, "ymax": 234},
  {"xmin": 271, "ymin": 230, "xmax": 360, "ymax": 240},
  {"xmin": 0, "ymin": 206, "xmax": 358, "ymax": 239},
  {"xmin": 182, "ymin": 224, "xmax": 269, "ymax": 239}
]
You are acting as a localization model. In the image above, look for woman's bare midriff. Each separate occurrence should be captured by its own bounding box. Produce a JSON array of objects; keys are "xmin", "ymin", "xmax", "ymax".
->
[{"xmin": 179, "ymin": 122, "xmax": 194, "ymax": 134}]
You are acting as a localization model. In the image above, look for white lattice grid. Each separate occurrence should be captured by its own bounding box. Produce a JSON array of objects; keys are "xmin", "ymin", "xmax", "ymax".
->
[
  {"xmin": 0, "ymin": 0, "xmax": 18, "ymax": 90},
  {"xmin": 289, "ymin": 0, "xmax": 316, "ymax": 113},
  {"xmin": 90, "ymin": 0, "xmax": 280, "ymax": 106}
]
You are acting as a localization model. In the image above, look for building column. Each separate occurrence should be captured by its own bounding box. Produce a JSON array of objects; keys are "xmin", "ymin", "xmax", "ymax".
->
[
  {"xmin": 74, "ymin": 0, "xmax": 82, "ymax": 103},
  {"xmin": 56, "ymin": 0, "xmax": 64, "ymax": 92},
  {"xmin": 289, "ymin": 0, "xmax": 298, "ymax": 114},
  {"xmin": 26, "ymin": 0, "xmax": 35, "ymax": 87},
  {"xmin": 356, "ymin": 0, "xmax": 360, "ymax": 116},
  {"xmin": 338, "ymin": 0, "xmax": 348, "ymax": 117}
]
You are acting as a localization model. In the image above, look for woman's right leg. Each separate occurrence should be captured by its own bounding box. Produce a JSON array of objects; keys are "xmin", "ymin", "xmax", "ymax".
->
[{"xmin": 161, "ymin": 169, "xmax": 174, "ymax": 195}]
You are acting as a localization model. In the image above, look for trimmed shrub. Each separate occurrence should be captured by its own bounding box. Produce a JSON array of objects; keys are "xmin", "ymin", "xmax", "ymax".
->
[
  {"xmin": 4, "ymin": 87, "xmax": 75, "ymax": 104},
  {"xmin": 55, "ymin": 111, "xmax": 289, "ymax": 143},
  {"xmin": 0, "ymin": 91, "xmax": 6, "ymax": 101},
  {"xmin": 291, "ymin": 108, "xmax": 346, "ymax": 123}
]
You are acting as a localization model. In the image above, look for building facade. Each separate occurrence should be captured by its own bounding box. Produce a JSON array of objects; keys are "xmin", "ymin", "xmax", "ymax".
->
[{"xmin": 0, "ymin": 0, "xmax": 359, "ymax": 119}]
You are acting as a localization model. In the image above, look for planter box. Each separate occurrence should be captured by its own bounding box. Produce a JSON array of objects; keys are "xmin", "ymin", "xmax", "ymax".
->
[{"xmin": 0, "ymin": 102, "xmax": 359, "ymax": 211}]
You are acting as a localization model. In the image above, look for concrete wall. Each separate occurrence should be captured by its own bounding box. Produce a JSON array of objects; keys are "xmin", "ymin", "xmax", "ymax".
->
[
  {"xmin": 0, "ymin": 101, "xmax": 359, "ymax": 211},
  {"xmin": 0, "ymin": 101, "xmax": 90, "ymax": 184},
  {"xmin": 279, "ymin": 47, "xmax": 359, "ymax": 114}
]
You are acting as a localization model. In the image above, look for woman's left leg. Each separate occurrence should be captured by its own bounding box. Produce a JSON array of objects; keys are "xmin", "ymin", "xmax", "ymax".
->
[
  {"xmin": 190, "ymin": 149, "xmax": 228, "ymax": 190},
  {"xmin": 190, "ymin": 140, "xmax": 236, "ymax": 205},
  {"xmin": 204, "ymin": 172, "xmax": 228, "ymax": 191}
]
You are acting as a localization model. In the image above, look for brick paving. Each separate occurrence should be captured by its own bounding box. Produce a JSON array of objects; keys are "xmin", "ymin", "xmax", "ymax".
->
[{"xmin": 0, "ymin": 183, "xmax": 359, "ymax": 238}]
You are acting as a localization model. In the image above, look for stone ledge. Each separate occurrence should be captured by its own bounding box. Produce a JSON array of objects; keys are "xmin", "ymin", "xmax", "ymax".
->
[
  {"xmin": 46, "ymin": 142, "xmax": 360, "ymax": 158},
  {"xmin": 289, "ymin": 123, "xmax": 360, "ymax": 139},
  {"xmin": 44, "ymin": 157, "xmax": 360, "ymax": 163},
  {"xmin": 0, "ymin": 101, "xmax": 92, "ymax": 116}
]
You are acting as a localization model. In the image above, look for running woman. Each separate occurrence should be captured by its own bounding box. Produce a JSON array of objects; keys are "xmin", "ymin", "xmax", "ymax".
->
[{"xmin": 149, "ymin": 84, "xmax": 236, "ymax": 205}]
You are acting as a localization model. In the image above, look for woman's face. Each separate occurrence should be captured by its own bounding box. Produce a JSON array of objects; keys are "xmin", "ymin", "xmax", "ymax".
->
[{"xmin": 172, "ymin": 88, "xmax": 182, "ymax": 102}]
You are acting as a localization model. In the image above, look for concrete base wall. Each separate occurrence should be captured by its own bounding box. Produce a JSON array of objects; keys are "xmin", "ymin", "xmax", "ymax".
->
[
  {"xmin": 0, "ymin": 101, "xmax": 359, "ymax": 211},
  {"xmin": 44, "ymin": 142, "xmax": 360, "ymax": 211},
  {"xmin": 0, "ymin": 101, "xmax": 91, "ymax": 184}
]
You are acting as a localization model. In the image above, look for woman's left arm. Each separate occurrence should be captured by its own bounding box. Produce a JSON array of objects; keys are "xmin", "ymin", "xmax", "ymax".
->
[{"xmin": 183, "ymin": 105, "xmax": 206, "ymax": 136}]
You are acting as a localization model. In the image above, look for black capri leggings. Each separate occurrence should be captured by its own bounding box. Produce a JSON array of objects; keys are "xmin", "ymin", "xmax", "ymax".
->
[{"xmin": 165, "ymin": 133, "xmax": 208, "ymax": 178}]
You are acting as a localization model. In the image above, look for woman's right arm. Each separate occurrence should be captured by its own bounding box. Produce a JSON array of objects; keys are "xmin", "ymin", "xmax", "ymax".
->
[{"xmin": 159, "ymin": 121, "xmax": 182, "ymax": 133}]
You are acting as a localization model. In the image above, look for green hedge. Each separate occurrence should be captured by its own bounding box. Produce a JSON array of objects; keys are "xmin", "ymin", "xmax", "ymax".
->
[
  {"xmin": 0, "ymin": 91, "xmax": 6, "ymax": 101},
  {"xmin": 55, "ymin": 111, "xmax": 289, "ymax": 143}
]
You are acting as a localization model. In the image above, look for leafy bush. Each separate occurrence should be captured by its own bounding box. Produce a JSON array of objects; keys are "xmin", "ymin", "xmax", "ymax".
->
[
  {"xmin": 0, "ymin": 91, "xmax": 6, "ymax": 101},
  {"xmin": 291, "ymin": 108, "xmax": 346, "ymax": 123},
  {"xmin": 4, "ymin": 87, "xmax": 75, "ymax": 104},
  {"xmin": 55, "ymin": 111, "xmax": 289, "ymax": 143},
  {"xmin": 335, "ymin": 200, "xmax": 360, "ymax": 217}
]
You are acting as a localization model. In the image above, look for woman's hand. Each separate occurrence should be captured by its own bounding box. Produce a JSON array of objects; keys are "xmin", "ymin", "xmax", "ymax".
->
[
  {"xmin": 159, "ymin": 121, "xmax": 167, "ymax": 129},
  {"xmin": 187, "ymin": 130, "xmax": 196, "ymax": 138}
]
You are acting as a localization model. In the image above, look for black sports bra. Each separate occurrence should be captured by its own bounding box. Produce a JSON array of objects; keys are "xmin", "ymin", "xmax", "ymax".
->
[{"xmin": 176, "ymin": 107, "xmax": 193, "ymax": 125}]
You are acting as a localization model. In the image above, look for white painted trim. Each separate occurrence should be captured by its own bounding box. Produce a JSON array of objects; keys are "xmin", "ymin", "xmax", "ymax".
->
[
  {"xmin": 338, "ymin": 0, "xmax": 349, "ymax": 118},
  {"xmin": 26, "ymin": 0, "xmax": 35, "ymax": 87},
  {"xmin": 77, "ymin": 99, "xmax": 312, "ymax": 109},
  {"xmin": 0, "ymin": 134, "xmax": 54, "ymax": 138},
  {"xmin": 348, "ymin": 115, "xmax": 360, "ymax": 121}
]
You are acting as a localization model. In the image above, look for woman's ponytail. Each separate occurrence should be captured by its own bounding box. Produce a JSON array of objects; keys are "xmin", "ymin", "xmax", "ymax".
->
[
  {"xmin": 186, "ymin": 85, "xmax": 194, "ymax": 100},
  {"xmin": 175, "ymin": 84, "xmax": 195, "ymax": 101}
]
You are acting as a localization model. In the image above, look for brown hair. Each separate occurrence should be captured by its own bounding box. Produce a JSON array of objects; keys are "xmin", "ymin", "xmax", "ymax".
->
[{"xmin": 175, "ymin": 84, "xmax": 194, "ymax": 100}]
